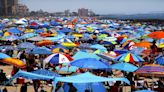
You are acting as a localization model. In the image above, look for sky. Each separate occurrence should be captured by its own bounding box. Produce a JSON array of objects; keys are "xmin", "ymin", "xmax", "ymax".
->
[{"xmin": 20, "ymin": 0, "xmax": 164, "ymax": 14}]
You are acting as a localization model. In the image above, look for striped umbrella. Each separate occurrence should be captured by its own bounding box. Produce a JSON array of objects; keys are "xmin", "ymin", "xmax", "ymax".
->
[
  {"xmin": 136, "ymin": 64, "xmax": 164, "ymax": 73},
  {"xmin": 114, "ymin": 52, "xmax": 144, "ymax": 63},
  {"xmin": 44, "ymin": 53, "xmax": 73, "ymax": 64},
  {"xmin": 135, "ymin": 64, "xmax": 164, "ymax": 77}
]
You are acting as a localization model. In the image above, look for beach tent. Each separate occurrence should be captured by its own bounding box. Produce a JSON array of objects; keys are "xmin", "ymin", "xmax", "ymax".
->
[
  {"xmin": 63, "ymin": 82, "xmax": 106, "ymax": 92},
  {"xmin": 12, "ymin": 70, "xmax": 54, "ymax": 80},
  {"xmin": 54, "ymin": 72, "xmax": 130, "ymax": 90}
]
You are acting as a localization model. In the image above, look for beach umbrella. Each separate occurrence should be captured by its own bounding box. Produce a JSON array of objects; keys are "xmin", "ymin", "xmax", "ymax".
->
[
  {"xmin": 36, "ymin": 40, "xmax": 54, "ymax": 46},
  {"xmin": 50, "ymin": 44, "xmax": 67, "ymax": 50},
  {"xmin": 3, "ymin": 32, "xmax": 11, "ymax": 37},
  {"xmin": 55, "ymin": 64, "xmax": 78, "ymax": 73},
  {"xmin": 73, "ymin": 51, "xmax": 100, "ymax": 60},
  {"xmin": 0, "ymin": 58, "xmax": 25, "ymax": 68},
  {"xmin": 27, "ymin": 36, "xmax": 44, "ymax": 41},
  {"xmin": 134, "ymin": 41, "xmax": 152, "ymax": 48},
  {"xmin": 60, "ymin": 28, "xmax": 73, "ymax": 33},
  {"xmin": 71, "ymin": 58, "xmax": 109, "ymax": 69},
  {"xmin": 135, "ymin": 90, "xmax": 154, "ymax": 92},
  {"xmin": 0, "ymin": 23, "xmax": 4, "ymax": 29},
  {"xmin": 61, "ymin": 42, "xmax": 78, "ymax": 47},
  {"xmin": 156, "ymin": 38, "xmax": 164, "ymax": 48},
  {"xmin": 114, "ymin": 52, "xmax": 144, "ymax": 63},
  {"xmin": 64, "ymin": 35, "xmax": 75, "ymax": 39},
  {"xmin": 122, "ymin": 41, "xmax": 135, "ymax": 49},
  {"xmin": 31, "ymin": 69, "xmax": 60, "ymax": 77},
  {"xmin": 59, "ymin": 38, "xmax": 72, "ymax": 43},
  {"xmin": 90, "ymin": 44, "xmax": 107, "ymax": 51},
  {"xmin": 44, "ymin": 53, "xmax": 72, "ymax": 64},
  {"xmin": 110, "ymin": 62, "xmax": 138, "ymax": 72},
  {"xmin": 40, "ymin": 32, "xmax": 51, "ymax": 37},
  {"xmin": 17, "ymin": 42, "xmax": 36, "ymax": 49},
  {"xmin": 7, "ymin": 28, "xmax": 23, "ymax": 34},
  {"xmin": 136, "ymin": 64, "xmax": 164, "ymax": 73},
  {"xmin": 30, "ymin": 47, "xmax": 51, "ymax": 55},
  {"xmin": 52, "ymin": 48, "xmax": 66, "ymax": 53},
  {"xmin": 155, "ymin": 55, "xmax": 164, "ymax": 65},
  {"xmin": 0, "ymin": 45, "xmax": 15, "ymax": 51},
  {"xmin": 2, "ymin": 35, "xmax": 19, "ymax": 41},
  {"xmin": 114, "ymin": 49, "xmax": 129, "ymax": 55},
  {"xmin": 148, "ymin": 31, "xmax": 164, "ymax": 39},
  {"xmin": 29, "ymin": 22, "xmax": 39, "ymax": 29},
  {"xmin": 20, "ymin": 33, "xmax": 38, "ymax": 39},
  {"xmin": 0, "ymin": 53, "xmax": 11, "ymax": 59},
  {"xmin": 35, "ymin": 29, "xmax": 44, "ymax": 33}
]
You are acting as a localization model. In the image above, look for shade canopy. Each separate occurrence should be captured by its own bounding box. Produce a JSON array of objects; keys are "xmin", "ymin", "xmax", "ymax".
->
[
  {"xmin": 13, "ymin": 70, "xmax": 54, "ymax": 80},
  {"xmin": 55, "ymin": 72, "xmax": 130, "ymax": 84}
]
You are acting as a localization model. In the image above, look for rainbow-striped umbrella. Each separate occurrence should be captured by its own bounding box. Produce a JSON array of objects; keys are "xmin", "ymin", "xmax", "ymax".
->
[
  {"xmin": 135, "ymin": 64, "xmax": 164, "ymax": 77},
  {"xmin": 114, "ymin": 52, "xmax": 144, "ymax": 63}
]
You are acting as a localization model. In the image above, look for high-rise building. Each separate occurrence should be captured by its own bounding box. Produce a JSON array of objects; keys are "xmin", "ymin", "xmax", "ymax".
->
[
  {"xmin": 64, "ymin": 9, "xmax": 70, "ymax": 16},
  {"xmin": 78, "ymin": 8, "xmax": 89, "ymax": 17},
  {"xmin": 17, "ymin": 4, "xmax": 29, "ymax": 16},
  {"xmin": 0, "ymin": 0, "xmax": 18, "ymax": 16}
]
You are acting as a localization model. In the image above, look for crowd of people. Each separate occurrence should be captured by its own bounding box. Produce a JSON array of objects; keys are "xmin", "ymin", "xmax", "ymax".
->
[{"xmin": 0, "ymin": 17, "xmax": 163, "ymax": 92}]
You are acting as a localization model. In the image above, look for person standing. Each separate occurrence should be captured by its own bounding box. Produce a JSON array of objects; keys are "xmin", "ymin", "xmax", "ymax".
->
[{"xmin": 20, "ymin": 83, "xmax": 27, "ymax": 92}]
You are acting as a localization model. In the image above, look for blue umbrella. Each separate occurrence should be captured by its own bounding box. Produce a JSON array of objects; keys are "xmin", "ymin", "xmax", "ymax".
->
[
  {"xmin": 8, "ymin": 28, "xmax": 23, "ymax": 34},
  {"xmin": 135, "ymin": 90, "xmax": 154, "ymax": 92},
  {"xmin": 0, "ymin": 53, "xmax": 10, "ymax": 59},
  {"xmin": 17, "ymin": 42, "xmax": 36, "ymax": 49},
  {"xmin": 35, "ymin": 29, "xmax": 44, "ymax": 33},
  {"xmin": 110, "ymin": 62, "xmax": 138, "ymax": 72},
  {"xmin": 90, "ymin": 44, "xmax": 107, "ymax": 51},
  {"xmin": 50, "ymin": 44, "xmax": 67, "ymax": 50},
  {"xmin": 155, "ymin": 55, "xmax": 164, "ymax": 65},
  {"xmin": 31, "ymin": 69, "xmax": 60, "ymax": 77},
  {"xmin": 2, "ymin": 35, "xmax": 19, "ymax": 41},
  {"xmin": 0, "ymin": 45, "xmax": 15, "ymax": 51},
  {"xmin": 29, "ymin": 47, "xmax": 51, "ymax": 55},
  {"xmin": 20, "ymin": 33, "xmax": 38, "ymax": 39},
  {"xmin": 114, "ymin": 49, "xmax": 128, "ymax": 55},
  {"xmin": 73, "ymin": 51, "xmax": 100, "ymax": 60},
  {"xmin": 0, "ymin": 23, "xmax": 4, "ymax": 29},
  {"xmin": 71, "ymin": 58, "xmax": 109, "ymax": 69},
  {"xmin": 60, "ymin": 28, "xmax": 73, "ymax": 33}
]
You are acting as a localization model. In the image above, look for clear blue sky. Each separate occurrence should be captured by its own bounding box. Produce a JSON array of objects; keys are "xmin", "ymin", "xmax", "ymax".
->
[{"xmin": 20, "ymin": 0, "xmax": 164, "ymax": 14}]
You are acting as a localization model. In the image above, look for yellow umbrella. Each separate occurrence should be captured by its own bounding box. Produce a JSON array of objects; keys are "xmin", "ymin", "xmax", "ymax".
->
[
  {"xmin": 72, "ymin": 33, "xmax": 83, "ymax": 38},
  {"xmin": 61, "ymin": 42, "xmax": 78, "ymax": 47},
  {"xmin": 4, "ymin": 32, "xmax": 11, "ymax": 37},
  {"xmin": 25, "ymin": 29, "xmax": 34, "ymax": 33},
  {"xmin": 0, "ymin": 58, "xmax": 25, "ymax": 68}
]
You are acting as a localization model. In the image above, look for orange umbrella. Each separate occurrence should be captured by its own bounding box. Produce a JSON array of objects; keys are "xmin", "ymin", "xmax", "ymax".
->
[
  {"xmin": 134, "ymin": 41, "xmax": 152, "ymax": 48},
  {"xmin": 36, "ymin": 40, "xmax": 54, "ymax": 46},
  {"xmin": 40, "ymin": 33, "xmax": 51, "ymax": 37},
  {"xmin": 0, "ymin": 58, "xmax": 25, "ymax": 68},
  {"xmin": 148, "ymin": 31, "xmax": 164, "ymax": 39}
]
